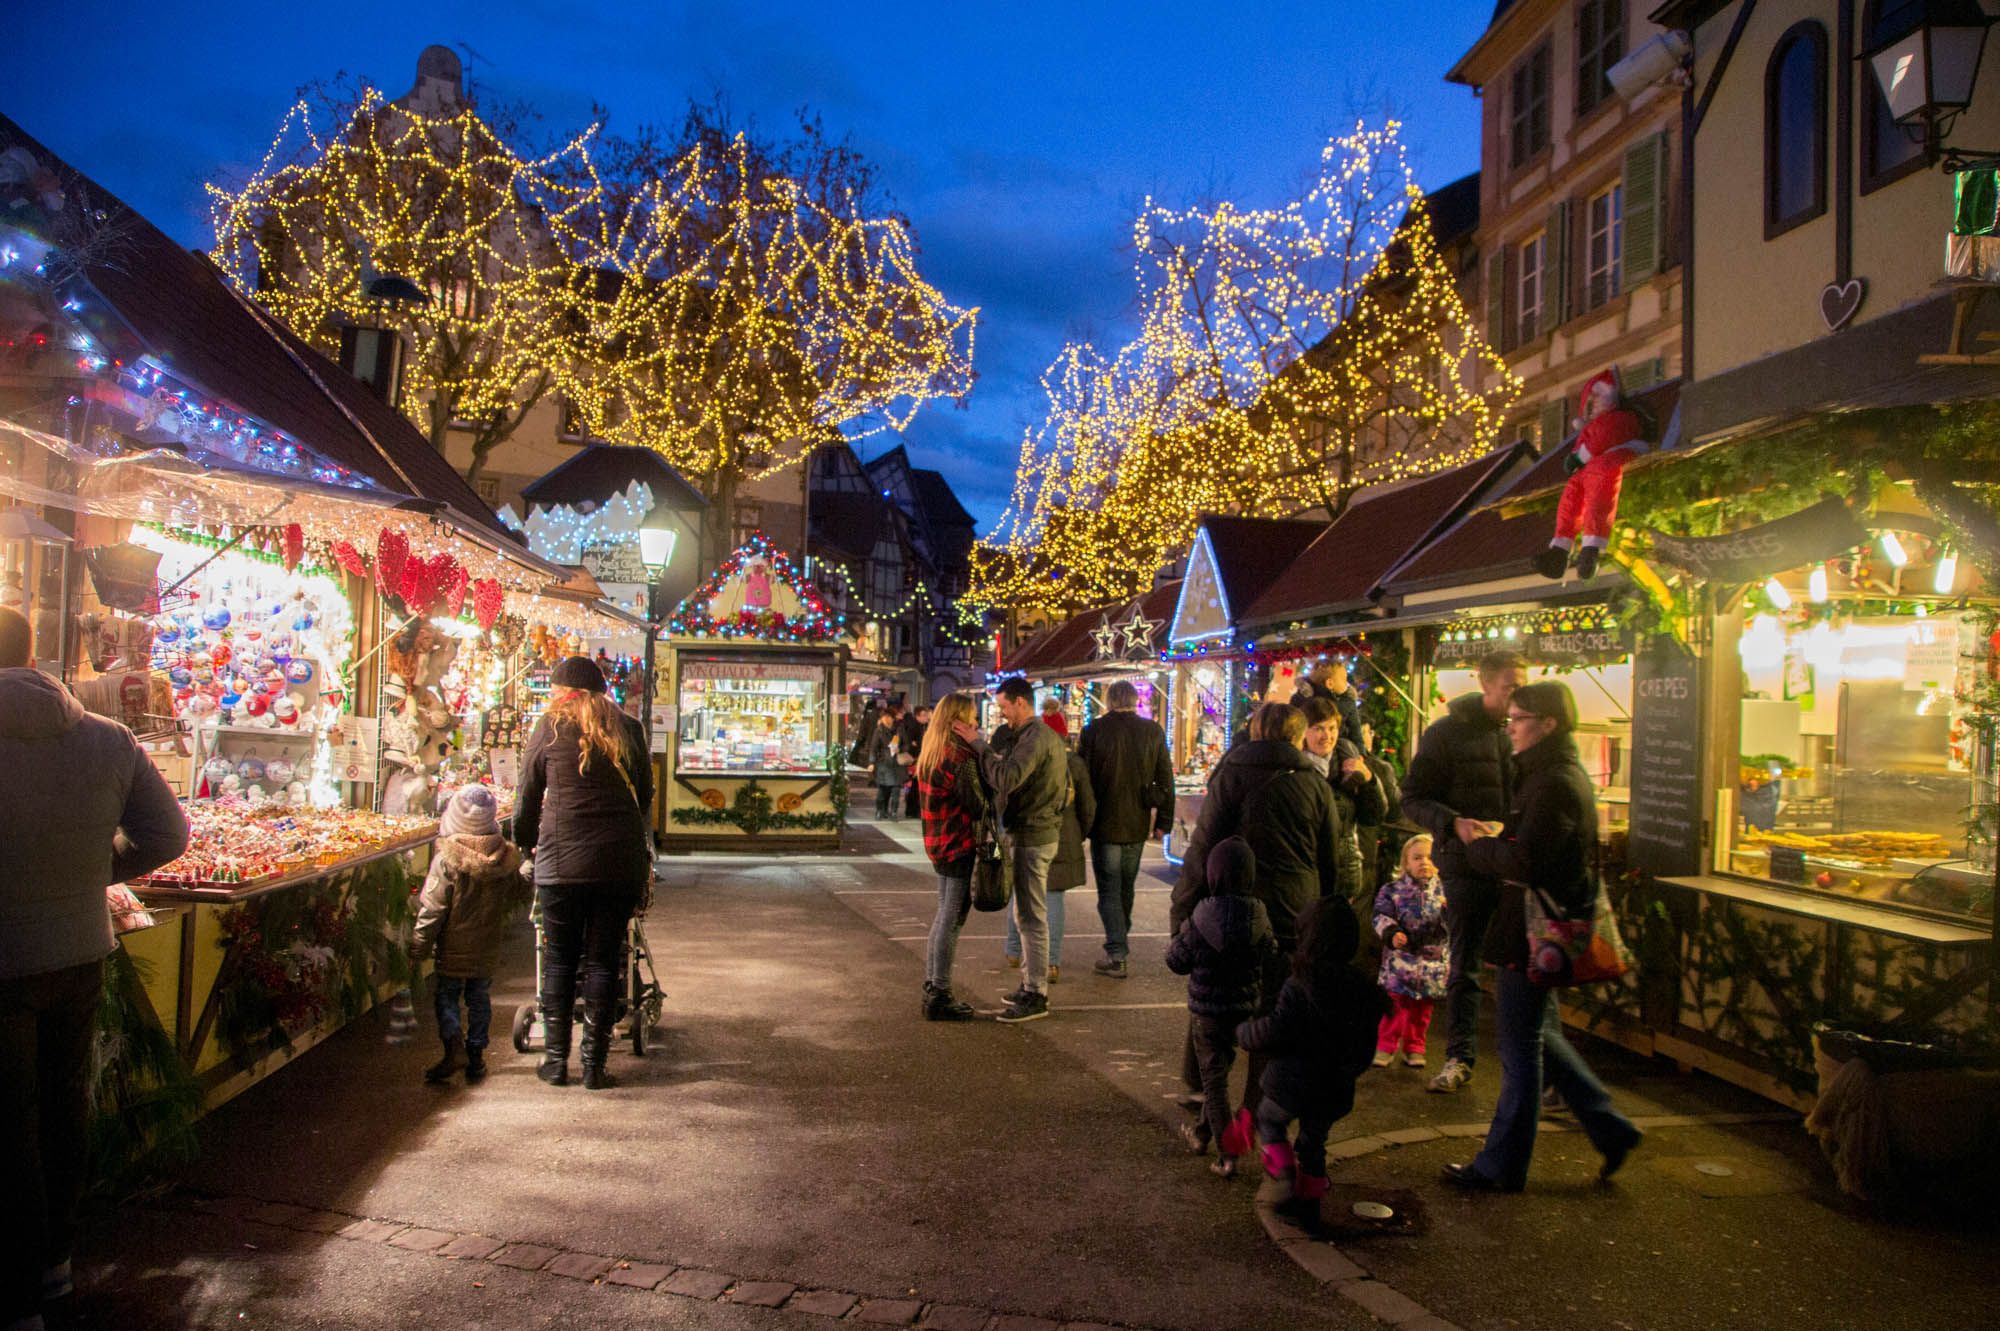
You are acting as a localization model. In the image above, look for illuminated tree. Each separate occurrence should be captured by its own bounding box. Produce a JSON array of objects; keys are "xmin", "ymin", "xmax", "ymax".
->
[
  {"xmin": 973, "ymin": 120, "xmax": 1520, "ymax": 612},
  {"xmin": 551, "ymin": 105, "xmax": 978, "ymax": 568},
  {"xmin": 209, "ymin": 82, "xmax": 603, "ymax": 484}
]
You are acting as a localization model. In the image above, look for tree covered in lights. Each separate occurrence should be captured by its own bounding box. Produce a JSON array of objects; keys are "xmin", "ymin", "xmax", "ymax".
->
[
  {"xmin": 208, "ymin": 74, "xmax": 600, "ymax": 484},
  {"xmin": 550, "ymin": 102, "xmax": 977, "ymax": 570},
  {"xmin": 974, "ymin": 121, "xmax": 1519, "ymax": 612}
]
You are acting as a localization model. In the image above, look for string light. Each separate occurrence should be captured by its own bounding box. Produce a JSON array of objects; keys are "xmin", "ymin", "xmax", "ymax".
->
[{"xmin": 971, "ymin": 120, "xmax": 1520, "ymax": 612}]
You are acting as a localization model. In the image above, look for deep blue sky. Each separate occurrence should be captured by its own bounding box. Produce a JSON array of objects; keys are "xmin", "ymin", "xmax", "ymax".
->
[{"xmin": 6, "ymin": 2, "xmax": 1492, "ymax": 532}]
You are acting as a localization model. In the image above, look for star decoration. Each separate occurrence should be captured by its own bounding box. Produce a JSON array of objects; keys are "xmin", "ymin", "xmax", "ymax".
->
[
  {"xmin": 1092, "ymin": 620, "xmax": 1124, "ymax": 661},
  {"xmin": 1121, "ymin": 607, "xmax": 1160, "ymax": 659}
]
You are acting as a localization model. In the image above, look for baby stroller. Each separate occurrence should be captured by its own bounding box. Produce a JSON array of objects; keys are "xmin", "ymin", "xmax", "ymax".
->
[{"xmin": 511, "ymin": 881, "xmax": 665, "ymax": 1057}]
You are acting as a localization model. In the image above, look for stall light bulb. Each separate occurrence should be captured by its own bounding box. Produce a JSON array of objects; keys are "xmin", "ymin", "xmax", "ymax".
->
[
  {"xmin": 1935, "ymin": 550, "xmax": 1958, "ymax": 595},
  {"xmin": 1808, "ymin": 566, "xmax": 1829, "ymax": 603},
  {"xmin": 1763, "ymin": 577, "xmax": 1793, "ymax": 610},
  {"xmin": 1881, "ymin": 532, "xmax": 1909, "ymax": 567}
]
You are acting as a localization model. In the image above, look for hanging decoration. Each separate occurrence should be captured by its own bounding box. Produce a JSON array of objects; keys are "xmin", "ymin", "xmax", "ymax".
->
[
  {"xmin": 472, "ymin": 578, "xmax": 505, "ymax": 632},
  {"xmin": 281, "ymin": 523, "xmax": 305, "ymax": 572},
  {"xmin": 667, "ymin": 533, "xmax": 842, "ymax": 643}
]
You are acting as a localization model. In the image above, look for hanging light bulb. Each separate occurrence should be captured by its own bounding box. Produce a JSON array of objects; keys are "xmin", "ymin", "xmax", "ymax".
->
[
  {"xmin": 1934, "ymin": 549, "xmax": 1958, "ymax": 595},
  {"xmin": 1880, "ymin": 532, "xmax": 1909, "ymax": 567},
  {"xmin": 1808, "ymin": 565, "xmax": 1829, "ymax": 603},
  {"xmin": 1764, "ymin": 577, "xmax": 1793, "ymax": 610}
]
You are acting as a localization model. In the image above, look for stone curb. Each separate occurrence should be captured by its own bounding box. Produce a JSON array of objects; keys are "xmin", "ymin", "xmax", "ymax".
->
[{"xmin": 169, "ymin": 1192, "xmax": 1155, "ymax": 1331}]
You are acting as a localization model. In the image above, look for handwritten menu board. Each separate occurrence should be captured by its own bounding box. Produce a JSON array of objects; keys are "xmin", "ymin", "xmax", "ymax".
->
[{"xmin": 1628, "ymin": 639, "xmax": 1703, "ymax": 878}]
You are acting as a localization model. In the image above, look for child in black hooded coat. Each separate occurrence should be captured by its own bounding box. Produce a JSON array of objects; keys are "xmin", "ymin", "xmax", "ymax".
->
[
  {"xmin": 1165, "ymin": 836, "xmax": 1278, "ymax": 1177},
  {"xmin": 1236, "ymin": 896, "xmax": 1389, "ymax": 1225}
]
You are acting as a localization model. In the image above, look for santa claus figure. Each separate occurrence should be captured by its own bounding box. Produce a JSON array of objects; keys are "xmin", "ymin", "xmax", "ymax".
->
[{"xmin": 1536, "ymin": 367, "xmax": 1648, "ymax": 581}]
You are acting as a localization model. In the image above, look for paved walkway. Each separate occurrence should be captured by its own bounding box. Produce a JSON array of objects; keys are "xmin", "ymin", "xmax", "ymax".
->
[{"xmin": 62, "ymin": 812, "xmax": 1997, "ymax": 1330}]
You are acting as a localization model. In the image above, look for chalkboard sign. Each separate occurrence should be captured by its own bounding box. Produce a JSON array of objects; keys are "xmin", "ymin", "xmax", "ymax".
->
[
  {"xmin": 1767, "ymin": 846, "xmax": 1806, "ymax": 884},
  {"xmin": 1628, "ymin": 638, "xmax": 1704, "ymax": 878}
]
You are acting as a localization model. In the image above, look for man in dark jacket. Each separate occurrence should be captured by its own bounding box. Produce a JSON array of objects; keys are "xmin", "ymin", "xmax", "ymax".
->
[
  {"xmin": 1399, "ymin": 649, "xmax": 1526, "ymax": 1094},
  {"xmin": 1078, "ymin": 678, "xmax": 1172, "ymax": 978},
  {"xmin": 956, "ymin": 677, "xmax": 1070, "ymax": 1022},
  {"xmin": 900, "ymin": 703, "xmax": 931, "ymax": 818},
  {"xmin": 0, "ymin": 608, "xmax": 189, "ymax": 1329}
]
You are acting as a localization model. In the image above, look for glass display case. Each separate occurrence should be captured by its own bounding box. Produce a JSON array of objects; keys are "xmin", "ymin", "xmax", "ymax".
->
[
  {"xmin": 1724, "ymin": 611, "xmax": 1988, "ymax": 920},
  {"xmin": 676, "ymin": 655, "xmax": 831, "ymax": 774}
]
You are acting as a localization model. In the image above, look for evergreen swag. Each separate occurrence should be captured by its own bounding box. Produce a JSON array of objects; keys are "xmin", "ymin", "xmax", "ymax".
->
[{"xmin": 671, "ymin": 753, "xmax": 849, "ymax": 834}]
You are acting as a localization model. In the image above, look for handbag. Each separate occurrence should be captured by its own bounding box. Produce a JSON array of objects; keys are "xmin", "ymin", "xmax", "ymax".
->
[
  {"xmin": 969, "ymin": 806, "xmax": 1012, "ymax": 912},
  {"xmin": 1522, "ymin": 880, "xmax": 1634, "ymax": 987}
]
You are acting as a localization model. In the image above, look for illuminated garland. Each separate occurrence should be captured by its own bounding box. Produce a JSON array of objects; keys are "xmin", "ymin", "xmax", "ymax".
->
[
  {"xmin": 971, "ymin": 120, "xmax": 1520, "ymax": 612},
  {"xmin": 666, "ymin": 532, "xmax": 843, "ymax": 642},
  {"xmin": 808, "ymin": 558, "xmax": 991, "ymax": 648}
]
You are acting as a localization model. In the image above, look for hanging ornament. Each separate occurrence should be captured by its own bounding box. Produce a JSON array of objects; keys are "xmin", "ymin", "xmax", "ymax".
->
[
  {"xmin": 375, "ymin": 527, "xmax": 410, "ymax": 594},
  {"xmin": 281, "ymin": 523, "xmax": 304, "ymax": 572},
  {"xmin": 445, "ymin": 562, "xmax": 471, "ymax": 617},
  {"xmin": 472, "ymin": 578, "xmax": 504, "ymax": 631},
  {"xmin": 333, "ymin": 540, "xmax": 368, "ymax": 579}
]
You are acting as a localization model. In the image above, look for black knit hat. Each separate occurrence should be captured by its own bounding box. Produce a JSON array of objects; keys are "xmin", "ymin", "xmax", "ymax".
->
[
  {"xmin": 551, "ymin": 655, "xmax": 607, "ymax": 693},
  {"xmin": 1205, "ymin": 836, "xmax": 1257, "ymax": 897}
]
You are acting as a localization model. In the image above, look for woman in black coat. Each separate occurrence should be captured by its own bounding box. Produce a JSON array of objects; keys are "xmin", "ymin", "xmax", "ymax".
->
[
  {"xmin": 516, "ymin": 656, "xmax": 653, "ymax": 1090},
  {"xmin": 1441, "ymin": 681, "xmax": 1641, "ymax": 1191}
]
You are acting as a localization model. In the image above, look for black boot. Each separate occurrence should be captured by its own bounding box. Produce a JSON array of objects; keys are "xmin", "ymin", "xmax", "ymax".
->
[
  {"xmin": 537, "ymin": 1004, "xmax": 571, "ymax": 1086},
  {"xmin": 1573, "ymin": 544, "xmax": 1602, "ymax": 579},
  {"xmin": 424, "ymin": 1035, "xmax": 462, "ymax": 1084},
  {"xmin": 923, "ymin": 982, "xmax": 974, "ymax": 1022},
  {"xmin": 579, "ymin": 1003, "xmax": 617, "ymax": 1090},
  {"xmin": 464, "ymin": 1045, "xmax": 487, "ymax": 1082},
  {"xmin": 1533, "ymin": 546, "xmax": 1570, "ymax": 580}
]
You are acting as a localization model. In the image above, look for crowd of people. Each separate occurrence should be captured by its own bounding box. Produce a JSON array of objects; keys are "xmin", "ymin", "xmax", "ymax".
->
[{"xmin": 910, "ymin": 653, "xmax": 1640, "ymax": 1221}]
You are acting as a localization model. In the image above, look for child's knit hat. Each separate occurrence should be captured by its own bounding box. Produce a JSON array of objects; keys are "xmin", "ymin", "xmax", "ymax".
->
[
  {"xmin": 1206, "ymin": 836, "xmax": 1256, "ymax": 897},
  {"xmin": 441, "ymin": 784, "xmax": 500, "ymax": 838}
]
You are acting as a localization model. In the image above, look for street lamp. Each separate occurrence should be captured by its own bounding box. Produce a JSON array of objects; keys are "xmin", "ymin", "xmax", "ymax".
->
[
  {"xmin": 1866, "ymin": 0, "xmax": 1996, "ymax": 167},
  {"xmin": 638, "ymin": 513, "xmax": 678, "ymax": 774}
]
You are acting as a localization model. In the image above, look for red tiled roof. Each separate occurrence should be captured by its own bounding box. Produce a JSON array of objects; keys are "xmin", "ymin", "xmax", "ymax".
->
[
  {"xmin": 1243, "ymin": 447, "xmax": 1527, "ymax": 623},
  {"xmin": 2, "ymin": 113, "xmax": 521, "ymax": 545},
  {"xmin": 1011, "ymin": 581, "xmax": 1181, "ymax": 680},
  {"xmin": 1378, "ymin": 447, "xmax": 1569, "ymax": 591}
]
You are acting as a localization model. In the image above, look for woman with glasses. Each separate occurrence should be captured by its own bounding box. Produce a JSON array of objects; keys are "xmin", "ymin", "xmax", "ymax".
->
[{"xmin": 1440, "ymin": 680, "xmax": 1642, "ymax": 1191}]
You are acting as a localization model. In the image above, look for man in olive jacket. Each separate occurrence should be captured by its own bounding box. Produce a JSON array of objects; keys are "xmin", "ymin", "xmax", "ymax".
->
[
  {"xmin": 956, "ymin": 676, "xmax": 1070, "ymax": 1022},
  {"xmin": 0, "ymin": 607, "xmax": 189, "ymax": 1329},
  {"xmin": 1078, "ymin": 678, "xmax": 1172, "ymax": 977},
  {"xmin": 1398, "ymin": 650, "xmax": 1525, "ymax": 1094}
]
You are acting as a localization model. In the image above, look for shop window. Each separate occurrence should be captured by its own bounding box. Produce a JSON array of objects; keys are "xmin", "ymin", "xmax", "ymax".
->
[
  {"xmin": 1509, "ymin": 41, "xmax": 1554, "ymax": 170},
  {"xmin": 1765, "ymin": 22, "xmax": 1829, "ymax": 238},
  {"xmin": 1861, "ymin": 0, "xmax": 1929, "ymax": 192},
  {"xmin": 676, "ymin": 656, "xmax": 829, "ymax": 773},
  {"xmin": 1585, "ymin": 183, "xmax": 1624, "ymax": 310},
  {"xmin": 1727, "ymin": 605, "xmax": 1987, "ymax": 922},
  {"xmin": 1576, "ymin": 0, "xmax": 1626, "ymax": 118},
  {"xmin": 1517, "ymin": 231, "xmax": 1546, "ymax": 347}
]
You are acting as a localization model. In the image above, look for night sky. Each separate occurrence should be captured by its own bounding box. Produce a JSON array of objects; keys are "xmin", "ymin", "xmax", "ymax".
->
[{"xmin": 5, "ymin": 2, "xmax": 1492, "ymax": 530}]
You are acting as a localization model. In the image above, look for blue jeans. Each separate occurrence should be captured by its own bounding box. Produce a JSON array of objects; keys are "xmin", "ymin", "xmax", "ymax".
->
[
  {"xmin": 433, "ymin": 975, "xmax": 493, "ymax": 1051},
  {"xmin": 1441, "ymin": 872, "xmax": 1498, "ymax": 1065},
  {"xmin": 926, "ymin": 874, "xmax": 972, "ymax": 989},
  {"xmin": 1470, "ymin": 967, "xmax": 1638, "ymax": 1190},
  {"xmin": 1005, "ymin": 888, "xmax": 1065, "ymax": 967},
  {"xmin": 1091, "ymin": 841, "xmax": 1143, "ymax": 959}
]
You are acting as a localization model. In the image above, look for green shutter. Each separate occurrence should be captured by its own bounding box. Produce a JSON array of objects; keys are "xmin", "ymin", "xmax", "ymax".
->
[
  {"xmin": 1623, "ymin": 356, "xmax": 1664, "ymax": 392},
  {"xmin": 1538, "ymin": 398, "xmax": 1570, "ymax": 453},
  {"xmin": 1543, "ymin": 199, "xmax": 1572, "ymax": 338},
  {"xmin": 1485, "ymin": 250, "xmax": 1509, "ymax": 351},
  {"xmin": 1622, "ymin": 131, "xmax": 1670, "ymax": 288}
]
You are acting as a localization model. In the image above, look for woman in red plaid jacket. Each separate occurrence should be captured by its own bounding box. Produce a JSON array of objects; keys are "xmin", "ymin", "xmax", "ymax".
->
[{"xmin": 916, "ymin": 692, "xmax": 991, "ymax": 1021}]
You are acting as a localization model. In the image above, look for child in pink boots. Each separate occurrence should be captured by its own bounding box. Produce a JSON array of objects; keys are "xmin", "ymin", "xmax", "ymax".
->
[
  {"xmin": 1371, "ymin": 835, "xmax": 1450, "ymax": 1069},
  {"xmin": 1236, "ymin": 897, "xmax": 1387, "ymax": 1227}
]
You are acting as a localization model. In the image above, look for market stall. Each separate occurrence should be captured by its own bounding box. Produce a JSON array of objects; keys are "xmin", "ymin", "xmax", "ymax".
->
[{"xmin": 657, "ymin": 534, "xmax": 848, "ymax": 850}]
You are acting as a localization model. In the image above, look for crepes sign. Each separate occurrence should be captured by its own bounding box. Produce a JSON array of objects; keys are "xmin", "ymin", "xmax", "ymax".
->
[{"xmin": 1644, "ymin": 498, "xmax": 1866, "ymax": 586}]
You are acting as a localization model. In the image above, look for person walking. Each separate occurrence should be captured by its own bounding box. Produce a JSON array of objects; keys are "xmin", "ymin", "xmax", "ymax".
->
[
  {"xmin": 517, "ymin": 656, "xmax": 653, "ymax": 1090},
  {"xmin": 1171, "ymin": 702, "xmax": 1344, "ymax": 1117},
  {"xmin": 1400, "ymin": 650, "xmax": 1526, "ymax": 1094},
  {"xmin": 0, "ymin": 607, "xmax": 190, "ymax": 1331},
  {"xmin": 867, "ymin": 705, "xmax": 909, "ymax": 821},
  {"xmin": 1237, "ymin": 897, "xmax": 1385, "ymax": 1228},
  {"xmin": 1077, "ymin": 678, "xmax": 1172, "ymax": 979},
  {"xmin": 1442, "ymin": 681, "xmax": 1642, "ymax": 1191},
  {"xmin": 1371, "ymin": 834, "xmax": 1449, "ymax": 1069},
  {"xmin": 955, "ymin": 677, "xmax": 1069, "ymax": 1023},
  {"xmin": 1166, "ymin": 837, "xmax": 1277, "ymax": 1178},
  {"xmin": 1005, "ymin": 748, "xmax": 1093, "ymax": 981},
  {"xmin": 901, "ymin": 702, "xmax": 932, "ymax": 819},
  {"xmin": 915, "ymin": 693, "xmax": 987, "ymax": 1022},
  {"xmin": 411, "ymin": 785, "xmax": 524, "ymax": 1084}
]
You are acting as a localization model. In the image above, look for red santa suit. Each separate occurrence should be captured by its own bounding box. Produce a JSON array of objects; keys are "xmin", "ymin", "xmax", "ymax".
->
[{"xmin": 1552, "ymin": 370, "xmax": 1647, "ymax": 550}]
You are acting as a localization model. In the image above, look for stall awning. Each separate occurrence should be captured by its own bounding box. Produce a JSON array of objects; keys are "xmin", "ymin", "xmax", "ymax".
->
[{"xmin": 1009, "ymin": 581, "xmax": 1181, "ymax": 683}]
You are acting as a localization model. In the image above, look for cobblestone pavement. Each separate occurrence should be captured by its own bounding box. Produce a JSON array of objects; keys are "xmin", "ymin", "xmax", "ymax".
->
[{"xmin": 62, "ymin": 811, "xmax": 1996, "ymax": 1330}]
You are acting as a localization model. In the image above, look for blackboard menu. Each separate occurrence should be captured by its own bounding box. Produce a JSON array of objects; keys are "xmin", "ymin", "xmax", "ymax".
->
[{"xmin": 1628, "ymin": 638, "xmax": 1704, "ymax": 878}]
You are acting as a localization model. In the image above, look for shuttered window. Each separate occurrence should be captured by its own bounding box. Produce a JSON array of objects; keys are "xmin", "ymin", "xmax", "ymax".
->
[
  {"xmin": 1518, "ymin": 232, "xmax": 1546, "ymax": 347},
  {"xmin": 1509, "ymin": 42, "xmax": 1553, "ymax": 170},
  {"xmin": 1586, "ymin": 184, "xmax": 1624, "ymax": 309},
  {"xmin": 1576, "ymin": 0, "xmax": 1626, "ymax": 117},
  {"xmin": 1620, "ymin": 131, "xmax": 1670, "ymax": 289}
]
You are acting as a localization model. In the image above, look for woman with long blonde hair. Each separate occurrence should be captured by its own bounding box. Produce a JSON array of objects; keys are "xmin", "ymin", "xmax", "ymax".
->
[
  {"xmin": 516, "ymin": 656, "xmax": 653, "ymax": 1089},
  {"xmin": 914, "ymin": 692, "xmax": 989, "ymax": 1021}
]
